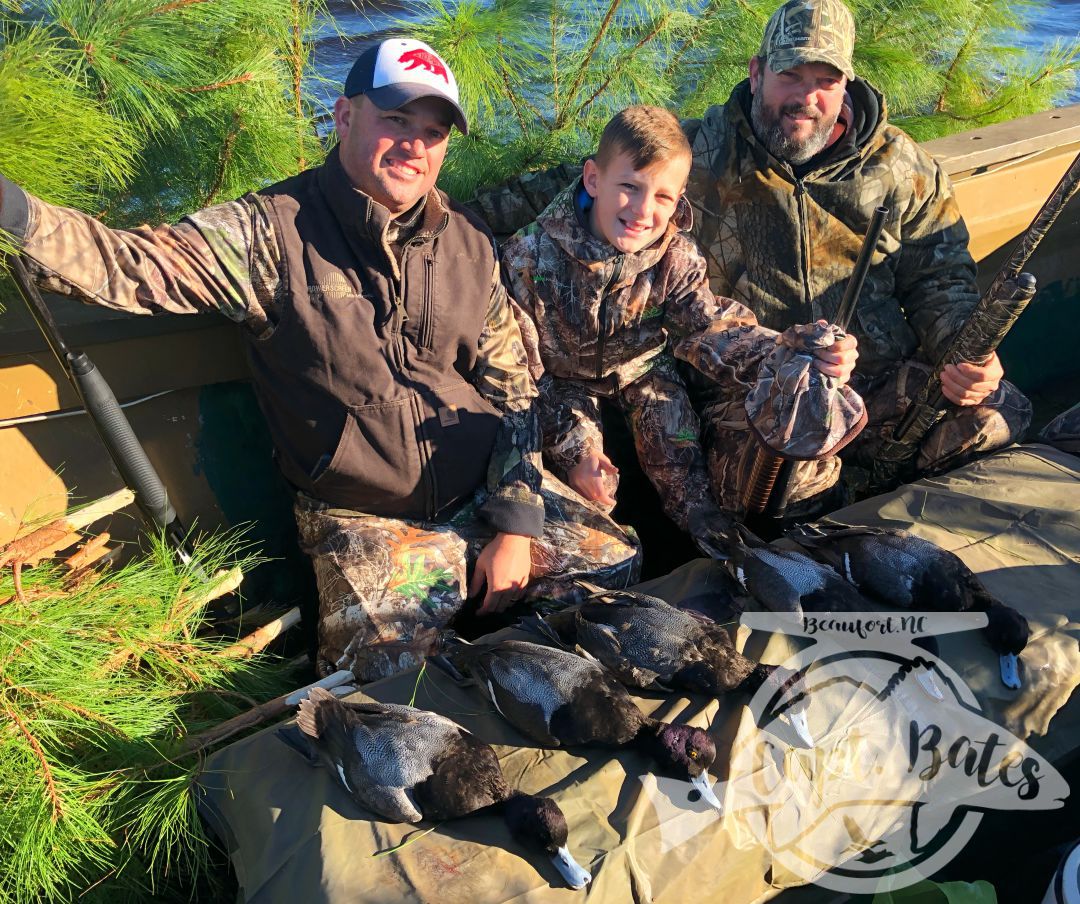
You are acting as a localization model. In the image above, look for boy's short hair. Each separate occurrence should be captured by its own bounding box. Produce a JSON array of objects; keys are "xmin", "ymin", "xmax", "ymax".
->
[{"xmin": 595, "ymin": 105, "xmax": 691, "ymax": 171}]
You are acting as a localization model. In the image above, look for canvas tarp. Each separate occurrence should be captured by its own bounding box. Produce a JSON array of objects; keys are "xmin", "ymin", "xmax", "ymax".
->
[{"xmin": 197, "ymin": 443, "xmax": 1080, "ymax": 903}]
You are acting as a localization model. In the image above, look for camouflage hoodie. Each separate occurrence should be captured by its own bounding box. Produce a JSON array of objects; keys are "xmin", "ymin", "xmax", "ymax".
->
[{"xmin": 500, "ymin": 179, "xmax": 762, "ymax": 475}]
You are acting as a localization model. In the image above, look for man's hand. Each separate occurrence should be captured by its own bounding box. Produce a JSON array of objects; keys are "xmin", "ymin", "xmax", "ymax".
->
[
  {"xmin": 941, "ymin": 352, "xmax": 1003, "ymax": 406},
  {"xmin": 812, "ymin": 320, "xmax": 859, "ymax": 385},
  {"xmin": 568, "ymin": 450, "xmax": 618, "ymax": 507},
  {"xmin": 469, "ymin": 532, "xmax": 533, "ymax": 615}
]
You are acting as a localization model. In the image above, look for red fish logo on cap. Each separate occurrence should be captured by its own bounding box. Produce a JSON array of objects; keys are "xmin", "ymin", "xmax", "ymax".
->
[{"xmin": 398, "ymin": 48, "xmax": 449, "ymax": 83}]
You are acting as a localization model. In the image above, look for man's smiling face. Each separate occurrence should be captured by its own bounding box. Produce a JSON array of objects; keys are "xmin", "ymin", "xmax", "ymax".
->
[
  {"xmin": 749, "ymin": 58, "xmax": 847, "ymax": 165},
  {"xmin": 333, "ymin": 94, "xmax": 451, "ymax": 215}
]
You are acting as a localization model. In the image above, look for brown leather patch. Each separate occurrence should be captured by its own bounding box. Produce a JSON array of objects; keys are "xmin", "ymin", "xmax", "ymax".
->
[{"xmin": 438, "ymin": 405, "xmax": 460, "ymax": 427}]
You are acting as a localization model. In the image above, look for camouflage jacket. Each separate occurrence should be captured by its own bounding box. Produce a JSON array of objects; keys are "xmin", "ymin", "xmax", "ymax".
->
[
  {"xmin": 469, "ymin": 79, "xmax": 980, "ymax": 380},
  {"xmin": 0, "ymin": 160, "xmax": 545, "ymax": 535},
  {"xmin": 500, "ymin": 180, "xmax": 760, "ymax": 470}
]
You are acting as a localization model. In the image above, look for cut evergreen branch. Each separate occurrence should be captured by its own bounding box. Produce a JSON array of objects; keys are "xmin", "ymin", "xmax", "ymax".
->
[{"xmin": 0, "ymin": 523, "xmax": 303, "ymax": 903}]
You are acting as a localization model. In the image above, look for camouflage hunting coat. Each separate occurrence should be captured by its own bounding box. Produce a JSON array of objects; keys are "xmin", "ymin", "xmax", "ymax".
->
[
  {"xmin": 499, "ymin": 181, "xmax": 764, "ymax": 518},
  {"xmin": 683, "ymin": 78, "xmax": 980, "ymax": 380},
  {"xmin": 0, "ymin": 153, "xmax": 545, "ymax": 536}
]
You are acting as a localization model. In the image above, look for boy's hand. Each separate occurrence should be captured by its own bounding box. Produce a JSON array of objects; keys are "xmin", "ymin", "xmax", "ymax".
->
[
  {"xmin": 568, "ymin": 450, "xmax": 619, "ymax": 508},
  {"xmin": 470, "ymin": 532, "xmax": 533, "ymax": 614},
  {"xmin": 811, "ymin": 320, "xmax": 859, "ymax": 385}
]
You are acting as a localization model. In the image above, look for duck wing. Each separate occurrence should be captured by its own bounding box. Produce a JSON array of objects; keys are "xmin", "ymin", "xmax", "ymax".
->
[{"xmin": 470, "ymin": 640, "xmax": 642, "ymax": 747}]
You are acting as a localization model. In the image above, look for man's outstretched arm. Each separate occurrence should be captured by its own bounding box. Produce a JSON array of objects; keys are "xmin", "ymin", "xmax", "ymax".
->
[{"xmin": 0, "ymin": 175, "xmax": 282, "ymax": 335}]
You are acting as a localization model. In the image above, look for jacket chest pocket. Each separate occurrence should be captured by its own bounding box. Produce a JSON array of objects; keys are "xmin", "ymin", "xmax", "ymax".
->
[{"xmin": 404, "ymin": 252, "xmax": 437, "ymax": 352}]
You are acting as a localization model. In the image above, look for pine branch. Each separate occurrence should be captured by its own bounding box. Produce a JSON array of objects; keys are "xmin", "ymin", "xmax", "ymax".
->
[
  {"xmin": 3, "ymin": 700, "xmax": 63, "ymax": 822},
  {"xmin": 574, "ymin": 12, "xmax": 673, "ymax": 119},
  {"xmin": 555, "ymin": 0, "xmax": 624, "ymax": 128}
]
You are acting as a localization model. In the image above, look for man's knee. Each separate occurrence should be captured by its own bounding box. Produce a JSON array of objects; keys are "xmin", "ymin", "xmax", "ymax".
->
[{"xmin": 919, "ymin": 379, "xmax": 1032, "ymax": 472}]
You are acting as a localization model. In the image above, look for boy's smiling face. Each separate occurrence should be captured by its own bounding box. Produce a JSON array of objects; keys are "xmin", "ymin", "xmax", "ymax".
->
[{"xmin": 582, "ymin": 150, "xmax": 690, "ymax": 254}]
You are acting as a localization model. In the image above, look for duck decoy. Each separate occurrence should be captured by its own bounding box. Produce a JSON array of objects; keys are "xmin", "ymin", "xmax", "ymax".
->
[
  {"xmin": 280, "ymin": 687, "xmax": 592, "ymax": 889},
  {"xmin": 438, "ymin": 637, "xmax": 724, "ymax": 812},
  {"xmin": 521, "ymin": 585, "xmax": 814, "ymax": 747},
  {"xmin": 786, "ymin": 523, "xmax": 1030, "ymax": 690}
]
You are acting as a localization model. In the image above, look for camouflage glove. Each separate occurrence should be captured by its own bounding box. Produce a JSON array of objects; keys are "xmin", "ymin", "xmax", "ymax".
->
[{"xmin": 746, "ymin": 322, "xmax": 867, "ymax": 460}]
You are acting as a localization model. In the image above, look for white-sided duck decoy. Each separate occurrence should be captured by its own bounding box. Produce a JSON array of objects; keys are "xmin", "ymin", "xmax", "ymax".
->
[
  {"xmin": 787, "ymin": 523, "xmax": 1031, "ymax": 690},
  {"xmin": 522, "ymin": 585, "xmax": 814, "ymax": 747},
  {"xmin": 439, "ymin": 638, "xmax": 724, "ymax": 812},
  {"xmin": 280, "ymin": 687, "xmax": 592, "ymax": 889}
]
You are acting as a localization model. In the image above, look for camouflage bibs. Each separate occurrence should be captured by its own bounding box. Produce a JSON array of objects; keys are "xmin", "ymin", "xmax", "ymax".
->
[{"xmin": 296, "ymin": 472, "xmax": 641, "ymax": 683}]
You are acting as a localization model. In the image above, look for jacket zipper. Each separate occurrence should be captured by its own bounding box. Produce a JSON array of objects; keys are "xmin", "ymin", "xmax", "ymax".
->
[
  {"xmin": 596, "ymin": 256, "xmax": 624, "ymax": 381},
  {"xmin": 420, "ymin": 254, "xmax": 436, "ymax": 350},
  {"xmin": 794, "ymin": 179, "xmax": 814, "ymax": 324}
]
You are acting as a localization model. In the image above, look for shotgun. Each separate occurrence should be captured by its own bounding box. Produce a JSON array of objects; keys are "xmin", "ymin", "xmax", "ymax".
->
[
  {"xmin": 869, "ymin": 145, "xmax": 1080, "ymax": 492},
  {"xmin": 744, "ymin": 206, "xmax": 888, "ymax": 520},
  {"xmin": 9, "ymin": 254, "xmax": 193, "ymax": 560}
]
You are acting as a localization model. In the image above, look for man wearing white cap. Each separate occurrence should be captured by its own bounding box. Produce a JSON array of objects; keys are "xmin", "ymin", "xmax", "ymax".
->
[{"xmin": 0, "ymin": 39, "xmax": 641, "ymax": 683}]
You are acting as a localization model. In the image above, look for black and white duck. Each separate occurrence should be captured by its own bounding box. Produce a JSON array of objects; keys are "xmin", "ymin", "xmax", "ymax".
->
[
  {"xmin": 695, "ymin": 520, "xmax": 945, "ymax": 700},
  {"xmin": 522, "ymin": 585, "xmax": 814, "ymax": 747},
  {"xmin": 279, "ymin": 686, "xmax": 592, "ymax": 889},
  {"xmin": 439, "ymin": 637, "xmax": 724, "ymax": 812},
  {"xmin": 696, "ymin": 520, "xmax": 869, "ymax": 618},
  {"xmin": 786, "ymin": 523, "xmax": 1031, "ymax": 690}
]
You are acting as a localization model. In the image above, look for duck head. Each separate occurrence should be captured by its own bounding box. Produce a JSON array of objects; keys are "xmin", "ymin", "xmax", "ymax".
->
[
  {"xmin": 502, "ymin": 793, "xmax": 591, "ymax": 889},
  {"xmin": 987, "ymin": 605, "xmax": 1030, "ymax": 690},
  {"xmin": 643, "ymin": 722, "xmax": 723, "ymax": 812},
  {"xmin": 754, "ymin": 664, "xmax": 815, "ymax": 747}
]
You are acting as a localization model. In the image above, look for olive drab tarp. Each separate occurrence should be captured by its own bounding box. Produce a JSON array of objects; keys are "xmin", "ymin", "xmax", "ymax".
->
[{"xmin": 197, "ymin": 443, "xmax": 1080, "ymax": 903}]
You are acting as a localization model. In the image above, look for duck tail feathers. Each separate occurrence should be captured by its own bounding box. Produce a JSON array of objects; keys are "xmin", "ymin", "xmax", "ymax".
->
[
  {"xmin": 517, "ymin": 613, "xmax": 567, "ymax": 648},
  {"xmin": 296, "ymin": 685, "xmax": 338, "ymax": 739}
]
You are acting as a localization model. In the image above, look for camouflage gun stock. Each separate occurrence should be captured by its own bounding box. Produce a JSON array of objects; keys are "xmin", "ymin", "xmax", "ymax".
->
[{"xmin": 870, "ymin": 146, "xmax": 1080, "ymax": 492}]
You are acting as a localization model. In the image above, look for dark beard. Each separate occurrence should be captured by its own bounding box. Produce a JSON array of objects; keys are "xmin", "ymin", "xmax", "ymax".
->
[{"xmin": 750, "ymin": 89, "xmax": 838, "ymax": 165}]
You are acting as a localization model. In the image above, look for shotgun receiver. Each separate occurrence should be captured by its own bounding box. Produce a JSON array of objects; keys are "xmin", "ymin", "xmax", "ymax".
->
[{"xmin": 869, "ymin": 146, "xmax": 1080, "ymax": 491}]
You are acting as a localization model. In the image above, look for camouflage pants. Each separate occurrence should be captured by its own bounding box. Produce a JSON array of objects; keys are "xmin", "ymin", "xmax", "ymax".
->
[
  {"xmin": 847, "ymin": 361, "xmax": 1033, "ymax": 474},
  {"xmin": 614, "ymin": 364, "xmax": 716, "ymax": 531},
  {"xmin": 1037, "ymin": 400, "xmax": 1080, "ymax": 456},
  {"xmin": 296, "ymin": 473, "xmax": 641, "ymax": 683}
]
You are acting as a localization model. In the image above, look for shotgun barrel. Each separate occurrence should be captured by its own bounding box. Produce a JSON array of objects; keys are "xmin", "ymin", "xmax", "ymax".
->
[
  {"xmin": 743, "ymin": 207, "xmax": 887, "ymax": 520},
  {"xmin": 870, "ymin": 145, "xmax": 1080, "ymax": 491},
  {"xmin": 9, "ymin": 254, "xmax": 191, "ymax": 558}
]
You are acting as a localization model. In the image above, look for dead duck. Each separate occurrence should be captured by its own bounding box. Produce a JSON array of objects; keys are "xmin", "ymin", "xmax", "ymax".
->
[
  {"xmin": 696, "ymin": 520, "xmax": 869, "ymax": 618},
  {"xmin": 786, "ymin": 523, "xmax": 1030, "ymax": 690},
  {"xmin": 696, "ymin": 520, "xmax": 944, "ymax": 700},
  {"xmin": 439, "ymin": 637, "xmax": 724, "ymax": 812},
  {"xmin": 521, "ymin": 585, "xmax": 814, "ymax": 747},
  {"xmin": 279, "ymin": 687, "xmax": 591, "ymax": 889}
]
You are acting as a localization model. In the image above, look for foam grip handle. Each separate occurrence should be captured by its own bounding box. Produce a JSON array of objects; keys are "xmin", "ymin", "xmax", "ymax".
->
[{"xmin": 67, "ymin": 351, "xmax": 178, "ymax": 531}]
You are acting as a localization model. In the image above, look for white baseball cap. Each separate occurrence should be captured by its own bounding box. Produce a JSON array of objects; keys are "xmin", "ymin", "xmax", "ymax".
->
[{"xmin": 344, "ymin": 38, "xmax": 468, "ymax": 135}]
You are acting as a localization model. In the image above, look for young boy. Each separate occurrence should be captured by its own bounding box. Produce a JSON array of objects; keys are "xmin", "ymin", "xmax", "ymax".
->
[
  {"xmin": 500, "ymin": 105, "xmax": 861, "ymax": 534},
  {"xmin": 499, "ymin": 106, "xmax": 759, "ymax": 534}
]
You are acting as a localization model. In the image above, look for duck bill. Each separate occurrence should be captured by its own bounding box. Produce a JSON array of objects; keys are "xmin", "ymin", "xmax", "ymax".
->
[
  {"xmin": 690, "ymin": 771, "xmax": 724, "ymax": 814},
  {"xmin": 550, "ymin": 846, "xmax": 591, "ymax": 889},
  {"xmin": 999, "ymin": 653, "xmax": 1022, "ymax": 690},
  {"xmin": 784, "ymin": 702, "xmax": 815, "ymax": 748},
  {"xmin": 915, "ymin": 665, "xmax": 945, "ymax": 701}
]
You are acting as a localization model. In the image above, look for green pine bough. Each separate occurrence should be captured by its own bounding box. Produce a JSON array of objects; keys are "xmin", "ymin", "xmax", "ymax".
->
[
  {"xmin": 0, "ymin": 530, "xmax": 300, "ymax": 904},
  {"xmin": 405, "ymin": 0, "xmax": 1080, "ymax": 200}
]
